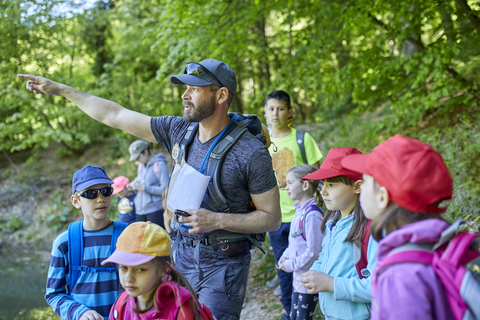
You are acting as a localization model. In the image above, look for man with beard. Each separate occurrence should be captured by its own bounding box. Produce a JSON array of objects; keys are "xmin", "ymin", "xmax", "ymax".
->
[{"xmin": 18, "ymin": 59, "xmax": 281, "ymax": 320}]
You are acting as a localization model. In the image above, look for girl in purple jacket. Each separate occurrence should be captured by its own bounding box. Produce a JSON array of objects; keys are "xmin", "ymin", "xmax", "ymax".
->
[
  {"xmin": 278, "ymin": 164, "xmax": 324, "ymax": 320},
  {"xmin": 341, "ymin": 135, "xmax": 454, "ymax": 320}
]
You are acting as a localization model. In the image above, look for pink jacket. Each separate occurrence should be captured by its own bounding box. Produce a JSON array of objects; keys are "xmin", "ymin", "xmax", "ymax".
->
[
  {"xmin": 109, "ymin": 282, "xmax": 196, "ymax": 320},
  {"xmin": 371, "ymin": 219, "xmax": 453, "ymax": 320}
]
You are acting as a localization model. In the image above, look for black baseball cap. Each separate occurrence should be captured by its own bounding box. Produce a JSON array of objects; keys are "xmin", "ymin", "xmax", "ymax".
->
[{"xmin": 170, "ymin": 59, "xmax": 237, "ymax": 96}]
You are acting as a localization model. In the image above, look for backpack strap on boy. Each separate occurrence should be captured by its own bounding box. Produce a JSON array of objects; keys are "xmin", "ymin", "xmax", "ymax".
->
[
  {"xmin": 291, "ymin": 204, "xmax": 323, "ymax": 241},
  {"xmin": 67, "ymin": 221, "xmax": 127, "ymax": 295},
  {"xmin": 295, "ymin": 129, "xmax": 308, "ymax": 164}
]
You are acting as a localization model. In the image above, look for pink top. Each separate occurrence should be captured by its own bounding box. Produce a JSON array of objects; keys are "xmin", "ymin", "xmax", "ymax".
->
[{"xmin": 109, "ymin": 281, "xmax": 196, "ymax": 320}]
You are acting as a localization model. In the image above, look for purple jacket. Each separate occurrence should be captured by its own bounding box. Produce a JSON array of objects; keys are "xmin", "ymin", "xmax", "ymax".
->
[
  {"xmin": 281, "ymin": 197, "xmax": 324, "ymax": 293},
  {"xmin": 371, "ymin": 218, "xmax": 453, "ymax": 320}
]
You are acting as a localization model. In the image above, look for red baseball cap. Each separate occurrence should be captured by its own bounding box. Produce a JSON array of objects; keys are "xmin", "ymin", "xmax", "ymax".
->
[
  {"xmin": 112, "ymin": 176, "xmax": 130, "ymax": 195},
  {"xmin": 302, "ymin": 148, "xmax": 363, "ymax": 181},
  {"xmin": 341, "ymin": 135, "xmax": 453, "ymax": 214}
]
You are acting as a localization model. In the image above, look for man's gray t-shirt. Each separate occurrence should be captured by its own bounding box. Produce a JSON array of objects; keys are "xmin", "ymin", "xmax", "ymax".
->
[{"xmin": 151, "ymin": 116, "xmax": 277, "ymax": 270}]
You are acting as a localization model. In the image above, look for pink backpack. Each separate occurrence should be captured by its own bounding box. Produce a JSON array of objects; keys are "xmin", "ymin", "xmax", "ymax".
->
[{"xmin": 375, "ymin": 219, "xmax": 480, "ymax": 320}]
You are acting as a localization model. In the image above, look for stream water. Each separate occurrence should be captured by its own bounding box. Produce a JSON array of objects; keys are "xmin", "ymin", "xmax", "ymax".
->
[{"xmin": 0, "ymin": 251, "xmax": 57, "ymax": 320}]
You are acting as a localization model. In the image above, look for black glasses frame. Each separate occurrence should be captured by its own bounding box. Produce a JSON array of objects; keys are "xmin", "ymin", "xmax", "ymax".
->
[
  {"xmin": 184, "ymin": 62, "xmax": 224, "ymax": 89},
  {"xmin": 77, "ymin": 187, "xmax": 114, "ymax": 199}
]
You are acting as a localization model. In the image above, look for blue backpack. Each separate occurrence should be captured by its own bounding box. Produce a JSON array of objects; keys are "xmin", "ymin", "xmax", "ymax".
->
[{"xmin": 67, "ymin": 220, "xmax": 127, "ymax": 295}]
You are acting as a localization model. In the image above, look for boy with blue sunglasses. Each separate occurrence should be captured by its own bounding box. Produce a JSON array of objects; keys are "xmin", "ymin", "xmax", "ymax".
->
[{"xmin": 45, "ymin": 165, "xmax": 127, "ymax": 320}]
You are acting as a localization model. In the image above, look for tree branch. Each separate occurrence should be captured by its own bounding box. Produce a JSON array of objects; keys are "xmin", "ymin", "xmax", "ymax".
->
[{"xmin": 456, "ymin": 0, "xmax": 480, "ymax": 31}]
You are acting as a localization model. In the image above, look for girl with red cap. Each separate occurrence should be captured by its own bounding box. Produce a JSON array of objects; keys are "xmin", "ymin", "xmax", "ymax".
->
[
  {"xmin": 277, "ymin": 164, "xmax": 324, "ymax": 320},
  {"xmin": 340, "ymin": 135, "xmax": 458, "ymax": 319},
  {"xmin": 300, "ymin": 148, "xmax": 378, "ymax": 320},
  {"xmin": 102, "ymin": 222, "xmax": 214, "ymax": 320}
]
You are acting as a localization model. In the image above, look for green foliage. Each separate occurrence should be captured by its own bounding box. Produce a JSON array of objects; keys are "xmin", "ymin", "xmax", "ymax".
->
[
  {"xmin": 38, "ymin": 189, "xmax": 76, "ymax": 232},
  {"xmin": 0, "ymin": 214, "xmax": 25, "ymax": 233},
  {"xmin": 26, "ymin": 307, "xmax": 59, "ymax": 320},
  {"xmin": 6, "ymin": 215, "xmax": 24, "ymax": 231},
  {"xmin": 1, "ymin": 0, "xmax": 479, "ymax": 224}
]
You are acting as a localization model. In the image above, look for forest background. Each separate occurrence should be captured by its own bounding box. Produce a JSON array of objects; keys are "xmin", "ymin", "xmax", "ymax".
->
[
  {"xmin": 1, "ymin": 0, "xmax": 480, "ymax": 251},
  {"xmin": 0, "ymin": 0, "xmax": 479, "ymax": 319}
]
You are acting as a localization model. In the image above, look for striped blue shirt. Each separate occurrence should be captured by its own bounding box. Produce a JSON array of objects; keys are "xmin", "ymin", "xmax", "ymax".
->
[{"xmin": 45, "ymin": 222, "xmax": 122, "ymax": 320}]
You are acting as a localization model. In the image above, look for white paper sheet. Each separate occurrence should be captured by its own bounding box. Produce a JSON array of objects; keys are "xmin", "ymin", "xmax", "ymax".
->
[{"xmin": 166, "ymin": 163, "xmax": 210, "ymax": 212}]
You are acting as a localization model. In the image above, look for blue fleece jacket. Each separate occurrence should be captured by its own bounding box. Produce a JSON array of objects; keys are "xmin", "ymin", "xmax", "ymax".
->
[{"xmin": 310, "ymin": 212, "xmax": 378, "ymax": 320}]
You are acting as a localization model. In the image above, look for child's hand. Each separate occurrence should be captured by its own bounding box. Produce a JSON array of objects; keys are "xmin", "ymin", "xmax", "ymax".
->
[
  {"xmin": 300, "ymin": 270, "xmax": 334, "ymax": 294},
  {"xmin": 128, "ymin": 181, "xmax": 145, "ymax": 191},
  {"xmin": 278, "ymin": 257, "xmax": 288, "ymax": 272},
  {"xmin": 79, "ymin": 309, "xmax": 104, "ymax": 320}
]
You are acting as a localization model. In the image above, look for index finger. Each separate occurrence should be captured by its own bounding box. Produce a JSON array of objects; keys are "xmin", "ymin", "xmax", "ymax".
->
[{"xmin": 17, "ymin": 74, "xmax": 37, "ymax": 80}]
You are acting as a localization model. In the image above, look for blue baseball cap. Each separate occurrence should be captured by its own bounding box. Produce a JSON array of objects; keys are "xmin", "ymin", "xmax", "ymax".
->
[
  {"xmin": 72, "ymin": 165, "xmax": 114, "ymax": 195},
  {"xmin": 170, "ymin": 59, "xmax": 237, "ymax": 96}
]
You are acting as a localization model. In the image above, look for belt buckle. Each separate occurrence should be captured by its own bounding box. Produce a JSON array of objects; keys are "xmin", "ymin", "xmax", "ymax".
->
[{"xmin": 202, "ymin": 237, "xmax": 213, "ymax": 246}]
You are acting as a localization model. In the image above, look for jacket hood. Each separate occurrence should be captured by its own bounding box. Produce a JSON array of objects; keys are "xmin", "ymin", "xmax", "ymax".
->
[{"xmin": 147, "ymin": 153, "xmax": 167, "ymax": 167}]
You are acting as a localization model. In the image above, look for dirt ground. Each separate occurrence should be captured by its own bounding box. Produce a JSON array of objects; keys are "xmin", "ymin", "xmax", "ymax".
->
[{"xmin": 241, "ymin": 256, "xmax": 284, "ymax": 320}]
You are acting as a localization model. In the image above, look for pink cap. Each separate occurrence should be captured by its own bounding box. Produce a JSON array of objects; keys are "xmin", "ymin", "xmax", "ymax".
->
[{"xmin": 112, "ymin": 176, "xmax": 130, "ymax": 195}]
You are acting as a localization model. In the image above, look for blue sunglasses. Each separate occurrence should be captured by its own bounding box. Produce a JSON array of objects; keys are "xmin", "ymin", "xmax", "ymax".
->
[{"xmin": 77, "ymin": 187, "xmax": 114, "ymax": 199}]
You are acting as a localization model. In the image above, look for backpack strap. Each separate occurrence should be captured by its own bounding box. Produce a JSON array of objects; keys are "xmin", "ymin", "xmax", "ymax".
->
[
  {"xmin": 67, "ymin": 220, "xmax": 84, "ymax": 295},
  {"xmin": 112, "ymin": 221, "xmax": 128, "ymax": 252},
  {"xmin": 374, "ymin": 242, "xmax": 435, "ymax": 285},
  {"xmin": 354, "ymin": 220, "xmax": 372, "ymax": 279},
  {"xmin": 173, "ymin": 122, "xmax": 198, "ymax": 165},
  {"xmin": 205, "ymin": 120, "xmax": 248, "ymax": 213},
  {"xmin": 153, "ymin": 161, "xmax": 161, "ymax": 181},
  {"xmin": 67, "ymin": 221, "xmax": 127, "ymax": 295},
  {"xmin": 296, "ymin": 129, "xmax": 307, "ymax": 164},
  {"xmin": 112, "ymin": 291, "xmax": 129, "ymax": 320},
  {"xmin": 291, "ymin": 204, "xmax": 322, "ymax": 241},
  {"xmin": 434, "ymin": 218, "xmax": 466, "ymax": 250}
]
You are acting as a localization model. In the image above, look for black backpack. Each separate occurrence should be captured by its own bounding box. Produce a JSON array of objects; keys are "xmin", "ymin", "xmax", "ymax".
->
[{"xmin": 172, "ymin": 112, "xmax": 269, "ymax": 250}]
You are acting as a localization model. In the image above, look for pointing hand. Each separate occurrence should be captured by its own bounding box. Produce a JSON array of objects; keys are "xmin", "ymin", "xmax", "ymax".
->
[{"xmin": 17, "ymin": 74, "xmax": 63, "ymax": 96}]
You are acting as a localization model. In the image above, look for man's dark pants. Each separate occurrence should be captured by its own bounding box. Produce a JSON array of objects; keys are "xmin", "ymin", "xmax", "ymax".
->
[{"xmin": 184, "ymin": 257, "xmax": 250, "ymax": 320}]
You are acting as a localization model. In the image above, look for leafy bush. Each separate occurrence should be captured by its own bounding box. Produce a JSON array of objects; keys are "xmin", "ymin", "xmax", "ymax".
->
[
  {"xmin": 0, "ymin": 215, "xmax": 25, "ymax": 233},
  {"xmin": 38, "ymin": 189, "xmax": 76, "ymax": 232}
]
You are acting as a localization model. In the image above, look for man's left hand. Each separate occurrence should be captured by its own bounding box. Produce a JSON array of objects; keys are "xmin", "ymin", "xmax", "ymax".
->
[{"xmin": 177, "ymin": 208, "xmax": 221, "ymax": 234}]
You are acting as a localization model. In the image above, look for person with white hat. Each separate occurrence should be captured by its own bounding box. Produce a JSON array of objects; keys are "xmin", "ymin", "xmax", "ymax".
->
[{"xmin": 125, "ymin": 140, "xmax": 169, "ymax": 228}]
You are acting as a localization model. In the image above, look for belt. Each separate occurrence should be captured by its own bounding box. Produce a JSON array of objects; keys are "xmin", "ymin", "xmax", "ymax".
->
[
  {"xmin": 172, "ymin": 232, "xmax": 256, "ymax": 281},
  {"xmin": 182, "ymin": 233, "xmax": 249, "ymax": 251}
]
